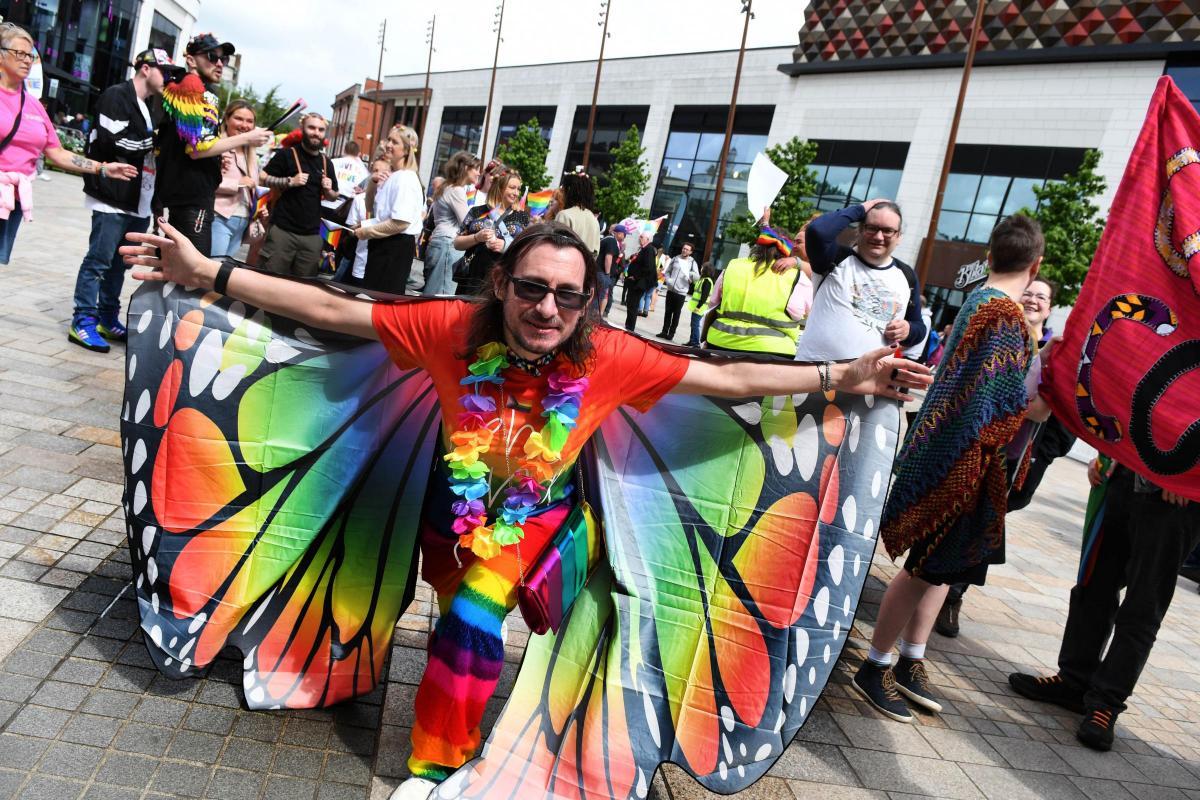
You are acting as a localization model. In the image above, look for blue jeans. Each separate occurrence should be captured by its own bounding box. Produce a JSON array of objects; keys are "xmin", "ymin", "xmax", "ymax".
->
[
  {"xmin": 638, "ymin": 284, "xmax": 655, "ymax": 314},
  {"xmin": 688, "ymin": 311, "xmax": 704, "ymax": 345},
  {"xmin": 72, "ymin": 211, "xmax": 150, "ymax": 321},
  {"xmin": 594, "ymin": 272, "xmax": 613, "ymax": 314},
  {"xmin": 210, "ymin": 214, "xmax": 250, "ymax": 258},
  {"xmin": 0, "ymin": 200, "xmax": 23, "ymax": 265},
  {"xmin": 422, "ymin": 234, "xmax": 459, "ymax": 297}
]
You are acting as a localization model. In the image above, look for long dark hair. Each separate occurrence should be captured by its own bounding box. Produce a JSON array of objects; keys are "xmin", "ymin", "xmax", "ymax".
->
[
  {"xmin": 559, "ymin": 172, "xmax": 596, "ymax": 212},
  {"xmin": 459, "ymin": 223, "xmax": 601, "ymax": 373}
]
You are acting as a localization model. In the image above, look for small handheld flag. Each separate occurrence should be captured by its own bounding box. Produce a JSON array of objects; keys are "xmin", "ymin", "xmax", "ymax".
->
[
  {"xmin": 267, "ymin": 98, "xmax": 307, "ymax": 131},
  {"xmin": 526, "ymin": 189, "xmax": 554, "ymax": 218}
]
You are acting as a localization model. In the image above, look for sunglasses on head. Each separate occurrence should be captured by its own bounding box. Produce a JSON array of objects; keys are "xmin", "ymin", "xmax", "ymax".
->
[{"xmin": 508, "ymin": 276, "xmax": 589, "ymax": 310}]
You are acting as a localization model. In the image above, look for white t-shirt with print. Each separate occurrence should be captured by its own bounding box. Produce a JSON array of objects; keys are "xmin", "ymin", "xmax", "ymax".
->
[
  {"xmin": 370, "ymin": 170, "xmax": 424, "ymax": 227},
  {"xmin": 794, "ymin": 252, "xmax": 913, "ymax": 362}
]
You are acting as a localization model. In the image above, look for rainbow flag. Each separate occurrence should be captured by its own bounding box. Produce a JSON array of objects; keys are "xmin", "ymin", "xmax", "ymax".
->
[
  {"xmin": 319, "ymin": 220, "xmax": 342, "ymax": 251},
  {"xmin": 526, "ymin": 189, "xmax": 554, "ymax": 218},
  {"xmin": 253, "ymin": 188, "xmax": 271, "ymax": 221},
  {"xmin": 465, "ymin": 185, "xmax": 479, "ymax": 208}
]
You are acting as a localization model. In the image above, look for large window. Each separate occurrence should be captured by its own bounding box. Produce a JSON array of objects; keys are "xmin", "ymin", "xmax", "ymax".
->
[
  {"xmin": 495, "ymin": 106, "xmax": 555, "ymax": 155},
  {"xmin": 564, "ymin": 106, "xmax": 650, "ymax": 178},
  {"xmin": 0, "ymin": 0, "xmax": 140, "ymax": 117},
  {"xmin": 149, "ymin": 12, "xmax": 181, "ymax": 59},
  {"xmin": 431, "ymin": 106, "xmax": 485, "ymax": 182},
  {"xmin": 937, "ymin": 145, "xmax": 1086, "ymax": 244},
  {"xmin": 806, "ymin": 140, "xmax": 909, "ymax": 211},
  {"xmin": 1165, "ymin": 55, "xmax": 1200, "ymax": 114},
  {"xmin": 648, "ymin": 105, "xmax": 773, "ymax": 266}
]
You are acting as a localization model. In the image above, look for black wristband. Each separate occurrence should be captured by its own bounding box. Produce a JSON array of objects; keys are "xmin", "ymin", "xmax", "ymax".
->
[{"xmin": 214, "ymin": 259, "xmax": 236, "ymax": 296}]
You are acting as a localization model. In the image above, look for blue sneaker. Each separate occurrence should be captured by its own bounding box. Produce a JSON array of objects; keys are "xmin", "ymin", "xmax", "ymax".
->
[
  {"xmin": 97, "ymin": 312, "xmax": 127, "ymax": 341},
  {"xmin": 68, "ymin": 315, "xmax": 111, "ymax": 353}
]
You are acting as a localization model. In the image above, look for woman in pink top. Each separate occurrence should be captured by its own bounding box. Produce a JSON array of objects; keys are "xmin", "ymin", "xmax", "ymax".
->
[
  {"xmin": 211, "ymin": 100, "xmax": 260, "ymax": 257},
  {"xmin": 0, "ymin": 23, "xmax": 137, "ymax": 264}
]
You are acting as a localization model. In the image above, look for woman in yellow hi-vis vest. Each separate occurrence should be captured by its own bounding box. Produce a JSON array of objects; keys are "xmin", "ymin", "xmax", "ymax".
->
[{"xmin": 704, "ymin": 227, "xmax": 813, "ymax": 357}]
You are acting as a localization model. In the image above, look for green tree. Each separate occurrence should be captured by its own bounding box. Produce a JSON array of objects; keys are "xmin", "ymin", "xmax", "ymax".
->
[
  {"xmin": 594, "ymin": 125, "xmax": 651, "ymax": 223},
  {"xmin": 213, "ymin": 83, "xmax": 296, "ymax": 133},
  {"xmin": 495, "ymin": 118, "xmax": 551, "ymax": 192},
  {"xmin": 724, "ymin": 137, "xmax": 819, "ymax": 245},
  {"xmin": 1019, "ymin": 148, "xmax": 1107, "ymax": 305}
]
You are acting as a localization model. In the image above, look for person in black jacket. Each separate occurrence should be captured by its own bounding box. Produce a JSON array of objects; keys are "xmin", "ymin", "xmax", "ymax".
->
[
  {"xmin": 624, "ymin": 233, "xmax": 657, "ymax": 333},
  {"xmin": 67, "ymin": 49, "xmax": 182, "ymax": 353}
]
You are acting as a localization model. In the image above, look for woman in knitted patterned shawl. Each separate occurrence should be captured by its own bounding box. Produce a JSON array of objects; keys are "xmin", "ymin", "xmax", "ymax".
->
[{"xmin": 850, "ymin": 215, "xmax": 1054, "ymax": 724}]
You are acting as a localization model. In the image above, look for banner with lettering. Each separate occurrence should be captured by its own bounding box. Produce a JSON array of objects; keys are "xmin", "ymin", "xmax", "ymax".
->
[{"xmin": 1042, "ymin": 76, "xmax": 1200, "ymax": 500}]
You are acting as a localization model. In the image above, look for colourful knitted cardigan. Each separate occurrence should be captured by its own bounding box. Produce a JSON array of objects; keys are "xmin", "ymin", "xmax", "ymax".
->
[
  {"xmin": 880, "ymin": 286, "xmax": 1033, "ymax": 576},
  {"xmin": 161, "ymin": 73, "xmax": 220, "ymax": 155}
]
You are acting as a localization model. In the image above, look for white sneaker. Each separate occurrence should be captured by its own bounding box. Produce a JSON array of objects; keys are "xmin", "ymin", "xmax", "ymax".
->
[
  {"xmin": 37, "ymin": 173, "xmax": 51, "ymax": 181},
  {"xmin": 390, "ymin": 776, "xmax": 438, "ymax": 800}
]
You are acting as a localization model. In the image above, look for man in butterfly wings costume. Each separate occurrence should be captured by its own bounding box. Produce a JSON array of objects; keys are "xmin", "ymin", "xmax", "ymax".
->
[{"xmin": 120, "ymin": 220, "xmax": 929, "ymax": 799}]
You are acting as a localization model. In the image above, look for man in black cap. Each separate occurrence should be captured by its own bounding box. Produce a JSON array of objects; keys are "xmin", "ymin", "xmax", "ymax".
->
[
  {"xmin": 68, "ymin": 49, "xmax": 183, "ymax": 352},
  {"xmin": 154, "ymin": 33, "xmax": 271, "ymax": 254}
]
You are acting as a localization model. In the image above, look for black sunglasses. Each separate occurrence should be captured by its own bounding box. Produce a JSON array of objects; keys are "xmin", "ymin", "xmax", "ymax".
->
[
  {"xmin": 508, "ymin": 276, "xmax": 589, "ymax": 310},
  {"xmin": 200, "ymin": 49, "xmax": 230, "ymax": 65}
]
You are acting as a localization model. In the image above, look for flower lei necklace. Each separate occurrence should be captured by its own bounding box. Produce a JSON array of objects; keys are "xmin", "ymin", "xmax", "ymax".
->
[{"xmin": 444, "ymin": 342, "xmax": 588, "ymax": 561}]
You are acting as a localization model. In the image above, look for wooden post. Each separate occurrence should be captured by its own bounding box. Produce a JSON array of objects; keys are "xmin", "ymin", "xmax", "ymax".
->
[
  {"xmin": 480, "ymin": 0, "xmax": 506, "ymax": 161},
  {"xmin": 916, "ymin": 0, "xmax": 987, "ymax": 288},
  {"xmin": 582, "ymin": 0, "xmax": 612, "ymax": 172},
  {"xmin": 702, "ymin": 0, "xmax": 753, "ymax": 266}
]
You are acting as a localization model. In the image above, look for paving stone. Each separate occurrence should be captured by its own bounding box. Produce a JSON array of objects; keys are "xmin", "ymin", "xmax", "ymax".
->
[
  {"xmin": 272, "ymin": 746, "xmax": 326, "ymax": 779},
  {"xmin": 315, "ymin": 783, "xmax": 369, "ymax": 800},
  {"xmin": 21, "ymin": 629, "xmax": 77, "ymax": 656},
  {"xmin": 29, "ymin": 681, "xmax": 90, "ymax": 711},
  {"xmin": 13, "ymin": 774, "xmax": 85, "ymax": 800},
  {"xmin": 282, "ymin": 718, "xmax": 331, "ymax": 749},
  {"xmin": 182, "ymin": 705, "xmax": 235, "ymax": 735},
  {"xmin": 112, "ymin": 722, "xmax": 173, "ymax": 757},
  {"xmin": 263, "ymin": 775, "xmax": 317, "ymax": 800},
  {"xmin": 1049, "ymin": 744, "xmax": 1151, "ymax": 783},
  {"xmin": 70, "ymin": 637, "xmax": 123, "ymax": 663},
  {"xmin": 206, "ymin": 767, "xmax": 265, "ymax": 800},
  {"xmin": 4, "ymin": 705, "xmax": 71, "ymax": 738},
  {"xmin": 51, "ymin": 657, "xmax": 108, "ymax": 686},
  {"xmin": 217, "ymin": 738, "xmax": 275, "ymax": 771},
  {"xmin": 0, "ymin": 769, "xmax": 25, "ymax": 800},
  {"xmin": 82, "ymin": 688, "xmax": 142, "ymax": 718},
  {"xmin": 149, "ymin": 760, "xmax": 212, "ymax": 797},
  {"xmin": 59, "ymin": 713, "xmax": 122, "ymax": 747},
  {"xmin": 132, "ymin": 696, "xmax": 190, "ymax": 727},
  {"xmin": 42, "ymin": 610, "xmax": 93, "ymax": 633},
  {"xmin": 232, "ymin": 712, "xmax": 284, "ymax": 742},
  {"xmin": 80, "ymin": 787, "xmax": 141, "ymax": 800},
  {"xmin": 917, "ymin": 727, "xmax": 1010, "ymax": 767},
  {"xmin": 831, "ymin": 713, "xmax": 941, "ymax": 758},
  {"xmin": 0, "ymin": 674, "xmax": 38, "ymax": 703},
  {"xmin": 322, "ymin": 753, "xmax": 371, "ymax": 787},
  {"xmin": 1120, "ymin": 755, "xmax": 1200, "ymax": 790},
  {"xmin": 961, "ymin": 763, "xmax": 1092, "ymax": 800},
  {"xmin": 329, "ymin": 725, "xmax": 375, "ymax": 756},
  {"xmin": 0, "ymin": 735, "xmax": 49, "ymax": 769},
  {"xmin": 38, "ymin": 742, "xmax": 105, "ymax": 780},
  {"xmin": 1069, "ymin": 776, "xmax": 1139, "ymax": 800},
  {"xmin": 97, "ymin": 665, "xmax": 154, "ymax": 692},
  {"xmin": 982, "ymin": 735, "xmax": 1075, "ymax": 774},
  {"xmin": 2, "ymin": 649, "xmax": 60, "ymax": 679},
  {"xmin": 841, "ymin": 747, "xmax": 983, "ymax": 800},
  {"xmin": 93, "ymin": 753, "xmax": 158, "ymax": 790},
  {"xmin": 0, "ymin": 560, "xmax": 47, "ymax": 581},
  {"xmin": 167, "ymin": 731, "xmax": 225, "ymax": 763}
]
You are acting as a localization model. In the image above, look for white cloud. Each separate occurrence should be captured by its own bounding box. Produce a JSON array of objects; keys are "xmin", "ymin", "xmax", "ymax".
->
[{"xmin": 196, "ymin": 0, "xmax": 804, "ymax": 114}]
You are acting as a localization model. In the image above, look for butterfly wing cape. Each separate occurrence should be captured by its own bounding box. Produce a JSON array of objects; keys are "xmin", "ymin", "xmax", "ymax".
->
[{"xmin": 122, "ymin": 281, "xmax": 899, "ymax": 796}]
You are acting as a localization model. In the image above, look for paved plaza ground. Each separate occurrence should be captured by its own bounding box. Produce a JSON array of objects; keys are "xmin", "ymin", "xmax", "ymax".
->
[{"xmin": 0, "ymin": 174, "xmax": 1198, "ymax": 800}]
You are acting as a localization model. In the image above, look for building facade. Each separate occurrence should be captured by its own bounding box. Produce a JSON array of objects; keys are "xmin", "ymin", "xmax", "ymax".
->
[
  {"xmin": 1, "ymin": 0, "xmax": 197, "ymax": 118},
  {"xmin": 329, "ymin": 79, "xmax": 382, "ymax": 157},
  {"xmin": 378, "ymin": 1, "xmax": 1200, "ymax": 309}
]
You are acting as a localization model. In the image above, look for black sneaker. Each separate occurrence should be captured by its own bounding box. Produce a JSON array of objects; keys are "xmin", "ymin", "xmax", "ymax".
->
[
  {"xmin": 852, "ymin": 661, "xmax": 913, "ymax": 723},
  {"xmin": 894, "ymin": 656, "xmax": 943, "ymax": 713},
  {"xmin": 1076, "ymin": 706, "xmax": 1118, "ymax": 751},
  {"xmin": 1008, "ymin": 672, "xmax": 1085, "ymax": 714},
  {"xmin": 934, "ymin": 596, "xmax": 961, "ymax": 638}
]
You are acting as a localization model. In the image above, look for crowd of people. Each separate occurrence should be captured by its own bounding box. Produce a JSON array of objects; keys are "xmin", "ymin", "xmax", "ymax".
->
[{"xmin": 3, "ymin": 21, "xmax": 1198, "ymax": 800}]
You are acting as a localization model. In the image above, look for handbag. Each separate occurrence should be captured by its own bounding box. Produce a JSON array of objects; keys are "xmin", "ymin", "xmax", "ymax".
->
[
  {"xmin": 451, "ymin": 247, "xmax": 475, "ymax": 281},
  {"xmin": 516, "ymin": 463, "xmax": 602, "ymax": 635}
]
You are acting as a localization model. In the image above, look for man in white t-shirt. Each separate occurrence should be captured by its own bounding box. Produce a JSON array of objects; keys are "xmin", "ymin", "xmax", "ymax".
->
[
  {"xmin": 794, "ymin": 199, "xmax": 926, "ymax": 362},
  {"xmin": 68, "ymin": 48, "xmax": 181, "ymax": 353}
]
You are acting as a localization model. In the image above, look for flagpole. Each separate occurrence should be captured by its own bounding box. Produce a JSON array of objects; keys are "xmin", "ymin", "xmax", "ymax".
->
[
  {"xmin": 916, "ymin": 0, "xmax": 986, "ymax": 288},
  {"xmin": 582, "ymin": 0, "xmax": 612, "ymax": 172},
  {"xmin": 703, "ymin": 0, "xmax": 753, "ymax": 267},
  {"xmin": 420, "ymin": 15, "xmax": 435, "ymax": 145},
  {"xmin": 371, "ymin": 19, "xmax": 386, "ymax": 154},
  {"xmin": 480, "ymin": 0, "xmax": 506, "ymax": 161}
]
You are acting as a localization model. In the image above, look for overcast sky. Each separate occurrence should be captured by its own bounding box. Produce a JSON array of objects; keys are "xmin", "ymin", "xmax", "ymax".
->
[{"xmin": 195, "ymin": 0, "xmax": 806, "ymax": 113}]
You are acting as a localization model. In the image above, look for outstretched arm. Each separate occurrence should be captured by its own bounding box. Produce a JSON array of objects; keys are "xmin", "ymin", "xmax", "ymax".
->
[
  {"xmin": 674, "ymin": 347, "xmax": 931, "ymax": 402},
  {"xmin": 120, "ymin": 220, "xmax": 378, "ymax": 341}
]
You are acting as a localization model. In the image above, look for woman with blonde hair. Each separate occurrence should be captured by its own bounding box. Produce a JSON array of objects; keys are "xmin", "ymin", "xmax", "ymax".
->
[
  {"xmin": 1, "ymin": 22, "xmax": 136, "ymax": 264},
  {"xmin": 210, "ymin": 99, "xmax": 260, "ymax": 257},
  {"xmin": 452, "ymin": 168, "xmax": 529, "ymax": 297},
  {"xmin": 355, "ymin": 124, "xmax": 423, "ymax": 294},
  {"xmin": 423, "ymin": 150, "xmax": 479, "ymax": 295}
]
